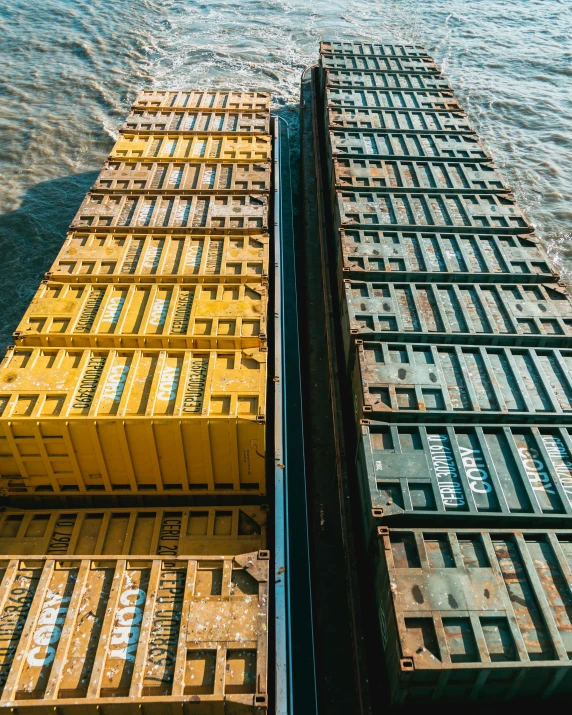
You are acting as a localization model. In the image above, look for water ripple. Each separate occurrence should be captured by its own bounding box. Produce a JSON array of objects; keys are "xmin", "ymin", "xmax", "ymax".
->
[{"xmin": 0, "ymin": 0, "xmax": 571, "ymax": 349}]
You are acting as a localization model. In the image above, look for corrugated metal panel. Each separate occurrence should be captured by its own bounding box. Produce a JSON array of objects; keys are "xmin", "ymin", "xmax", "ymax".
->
[
  {"xmin": 132, "ymin": 89, "xmax": 271, "ymax": 110},
  {"xmin": 326, "ymin": 87, "xmax": 460, "ymax": 110},
  {"xmin": 122, "ymin": 109, "xmax": 270, "ymax": 133},
  {"xmin": 93, "ymin": 161, "xmax": 271, "ymax": 193},
  {"xmin": 328, "ymin": 107, "xmax": 473, "ymax": 133},
  {"xmin": 341, "ymin": 281, "xmax": 572, "ymax": 357},
  {"xmin": 320, "ymin": 41, "xmax": 429, "ymax": 58},
  {"xmin": 353, "ymin": 341, "xmax": 572, "ymax": 423},
  {"xmin": 110, "ymin": 133, "xmax": 272, "ymax": 161},
  {"xmin": 321, "ymin": 54, "xmax": 440, "ymax": 73},
  {"xmin": 332, "ymin": 158, "xmax": 506, "ymax": 192},
  {"xmin": 334, "ymin": 190, "xmax": 530, "ymax": 234},
  {"xmin": 328, "ymin": 130, "xmax": 488, "ymax": 162},
  {"xmin": 324, "ymin": 71, "xmax": 451, "ymax": 92},
  {"xmin": 47, "ymin": 232, "xmax": 269, "ymax": 284},
  {"xmin": 70, "ymin": 193, "xmax": 268, "ymax": 232},
  {"xmin": 14, "ymin": 282, "xmax": 267, "ymax": 349},
  {"xmin": 0, "ymin": 506, "xmax": 266, "ymax": 555},
  {"xmin": 373, "ymin": 526, "xmax": 572, "ymax": 703},
  {"xmin": 324, "ymin": 69, "xmax": 451, "ymax": 91},
  {"xmin": 0, "ymin": 346, "xmax": 266, "ymax": 495},
  {"xmin": 337, "ymin": 230, "xmax": 556, "ymax": 283},
  {"xmin": 0, "ymin": 552, "xmax": 269, "ymax": 710},
  {"xmin": 356, "ymin": 423, "xmax": 572, "ymax": 537}
]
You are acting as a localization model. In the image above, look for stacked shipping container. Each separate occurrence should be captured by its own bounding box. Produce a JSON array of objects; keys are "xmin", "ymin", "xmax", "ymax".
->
[
  {"xmin": 320, "ymin": 41, "xmax": 572, "ymax": 703},
  {"xmin": 0, "ymin": 90, "xmax": 271, "ymax": 710}
]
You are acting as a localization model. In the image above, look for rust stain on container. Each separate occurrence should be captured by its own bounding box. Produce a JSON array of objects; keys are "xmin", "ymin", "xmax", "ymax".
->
[
  {"xmin": 0, "ymin": 506, "xmax": 267, "ymax": 555},
  {"xmin": 132, "ymin": 89, "xmax": 270, "ymax": 110},
  {"xmin": 0, "ymin": 552, "xmax": 269, "ymax": 711},
  {"xmin": 71, "ymin": 192, "xmax": 269, "ymax": 233},
  {"xmin": 341, "ymin": 280, "xmax": 572, "ymax": 364},
  {"xmin": 328, "ymin": 106, "xmax": 473, "ymax": 133},
  {"xmin": 373, "ymin": 527, "xmax": 572, "ymax": 703},
  {"xmin": 353, "ymin": 340, "xmax": 572, "ymax": 423},
  {"xmin": 93, "ymin": 160, "xmax": 271, "ymax": 194},
  {"xmin": 337, "ymin": 230, "xmax": 555, "ymax": 284},
  {"xmin": 14, "ymin": 281, "xmax": 267, "ymax": 349},
  {"xmin": 320, "ymin": 41, "xmax": 430, "ymax": 58},
  {"xmin": 48, "ymin": 232, "xmax": 269, "ymax": 284},
  {"xmin": 122, "ymin": 109, "xmax": 271, "ymax": 134}
]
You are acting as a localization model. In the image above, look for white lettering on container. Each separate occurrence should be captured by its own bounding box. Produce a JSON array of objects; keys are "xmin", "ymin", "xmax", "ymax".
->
[
  {"xmin": 109, "ymin": 588, "xmax": 146, "ymax": 662},
  {"xmin": 101, "ymin": 363, "xmax": 130, "ymax": 402},
  {"xmin": 427, "ymin": 435, "xmax": 466, "ymax": 507},
  {"xmin": 542, "ymin": 435, "xmax": 572, "ymax": 504},
  {"xmin": 156, "ymin": 365, "xmax": 181, "ymax": 401},
  {"xmin": 26, "ymin": 592, "xmax": 70, "ymax": 666},
  {"xmin": 100, "ymin": 295, "xmax": 125, "ymax": 324},
  {"xmin": 148, "ymin": 297, "xmax": 169, "ymax": 326},
  {"xmin": 517, "ymin": 447, "xmax": 556, "ymax": 495}
]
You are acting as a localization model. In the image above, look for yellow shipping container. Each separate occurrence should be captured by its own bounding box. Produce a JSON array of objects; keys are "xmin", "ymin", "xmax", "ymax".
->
[
  {"xmin": 14, "ymin": 281, "xmax": 267, "ymax": 349},
  {"xmin": 110, "ymin": 133, "xmax": 271, "ymax": 161},
  {"xmin": 123, "ymin": 108, "xmax": 270, "ymax": 133},
  {"xmin": 47, "ymin": 232, "xmax": 269, "ymax": 284},
  {"xmin": 132, "ymin": 88, "xmax": 270, "ymax": 111},
  {"xmin": 0, "ymin": 346, "xmax": 266, "ymax": 495},
  {"xmin": 93, "ymin": 160, "xmax": 271, "ymax": 193},
  {"xmin": 71, "ymin": 192, "xmax": 268, "ymax": 232},
  {"xmin": 0, "ymin": 553, "xmax": 268, "ymax": 710},
  {"xmin": 0, "ymin": 506, "xmax": 266, "ymax": 555}
]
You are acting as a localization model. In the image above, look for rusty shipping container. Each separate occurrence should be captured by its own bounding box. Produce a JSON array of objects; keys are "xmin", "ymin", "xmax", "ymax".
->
[
  {"xmin": 0, "ymin": 506, "xmax": 266, "ymax": 556},
  {"xmin": 373, "ymin": 526, "xmax": 572, "ymax": 703},
  {"xmin": 328, "ymin": 107, "xmax": 473, "ymax": 133},
  {"xmin": 328, "ymin": 129, "xmax": 488, "ymax": 162},
  {"xmin": 320, "ymin": 41, "xmax": 430, "ymax": 58},
  {"xmin": 356, "ymin": 422, "xmax": 572, "ymax": 538},
  {"xmin": 132, "ymin": 89, "xmax": 270, "ymax": 111},
  {"xmin": 122, "ymin": 109, "xmax": 270, "ymax": 134},
  {"xmin": 323, "ymin": 69, "xmax": 452, "ymax": 91},
  {"xmin": 14, "ymin": 282, "xmax": 267, "ymax": 349},
  {"xmin": 336, "ymin": 230, "xmax": 555, "ymax": 284},
  {"xmin": 71, "ymin": 192, "xmax": 268, "ymax": 232},
  {"xmin": 48, "ymin": 232, "xmax": 269, "ymax": 284},
  {"xmin": 353, "ymin": 341, "xmax": 572, "ymax": 424},
  {"xmin": 331, "ymin": 157, "xmax": 507, "ymax": 193},
  {"xmin": 0, "ymin": 346, "xmax": 266, "ymax": 495},
  {"xmin": 341, "ymin": 281, "xmax": 572, "ymax": 360},
  {"xmin": 321, "ymin": 53, "xmax": 440, "ymax": 73},
  {"xmin": 93, "ymin": 161, "xmax": 271, "ymax": 193},
  {"xmin": 0, "ymin": 552, "xmax": 269, "ymax": 711},
  {"xmin": 110, "ymin": 133, "xmax": 272, "ymax": 162},
  {"xmin": 333, "ymin": 190, "xmax": 530, "ymax": 235},
  {"xmin": 326, "ymin": 87, "xmax": 461, "ymax": 111}
]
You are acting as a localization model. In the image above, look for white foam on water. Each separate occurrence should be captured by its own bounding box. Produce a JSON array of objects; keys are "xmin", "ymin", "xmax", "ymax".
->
[{"xmin": 0, "ymin": 0, "xmax": 571, "ymax": 349}]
